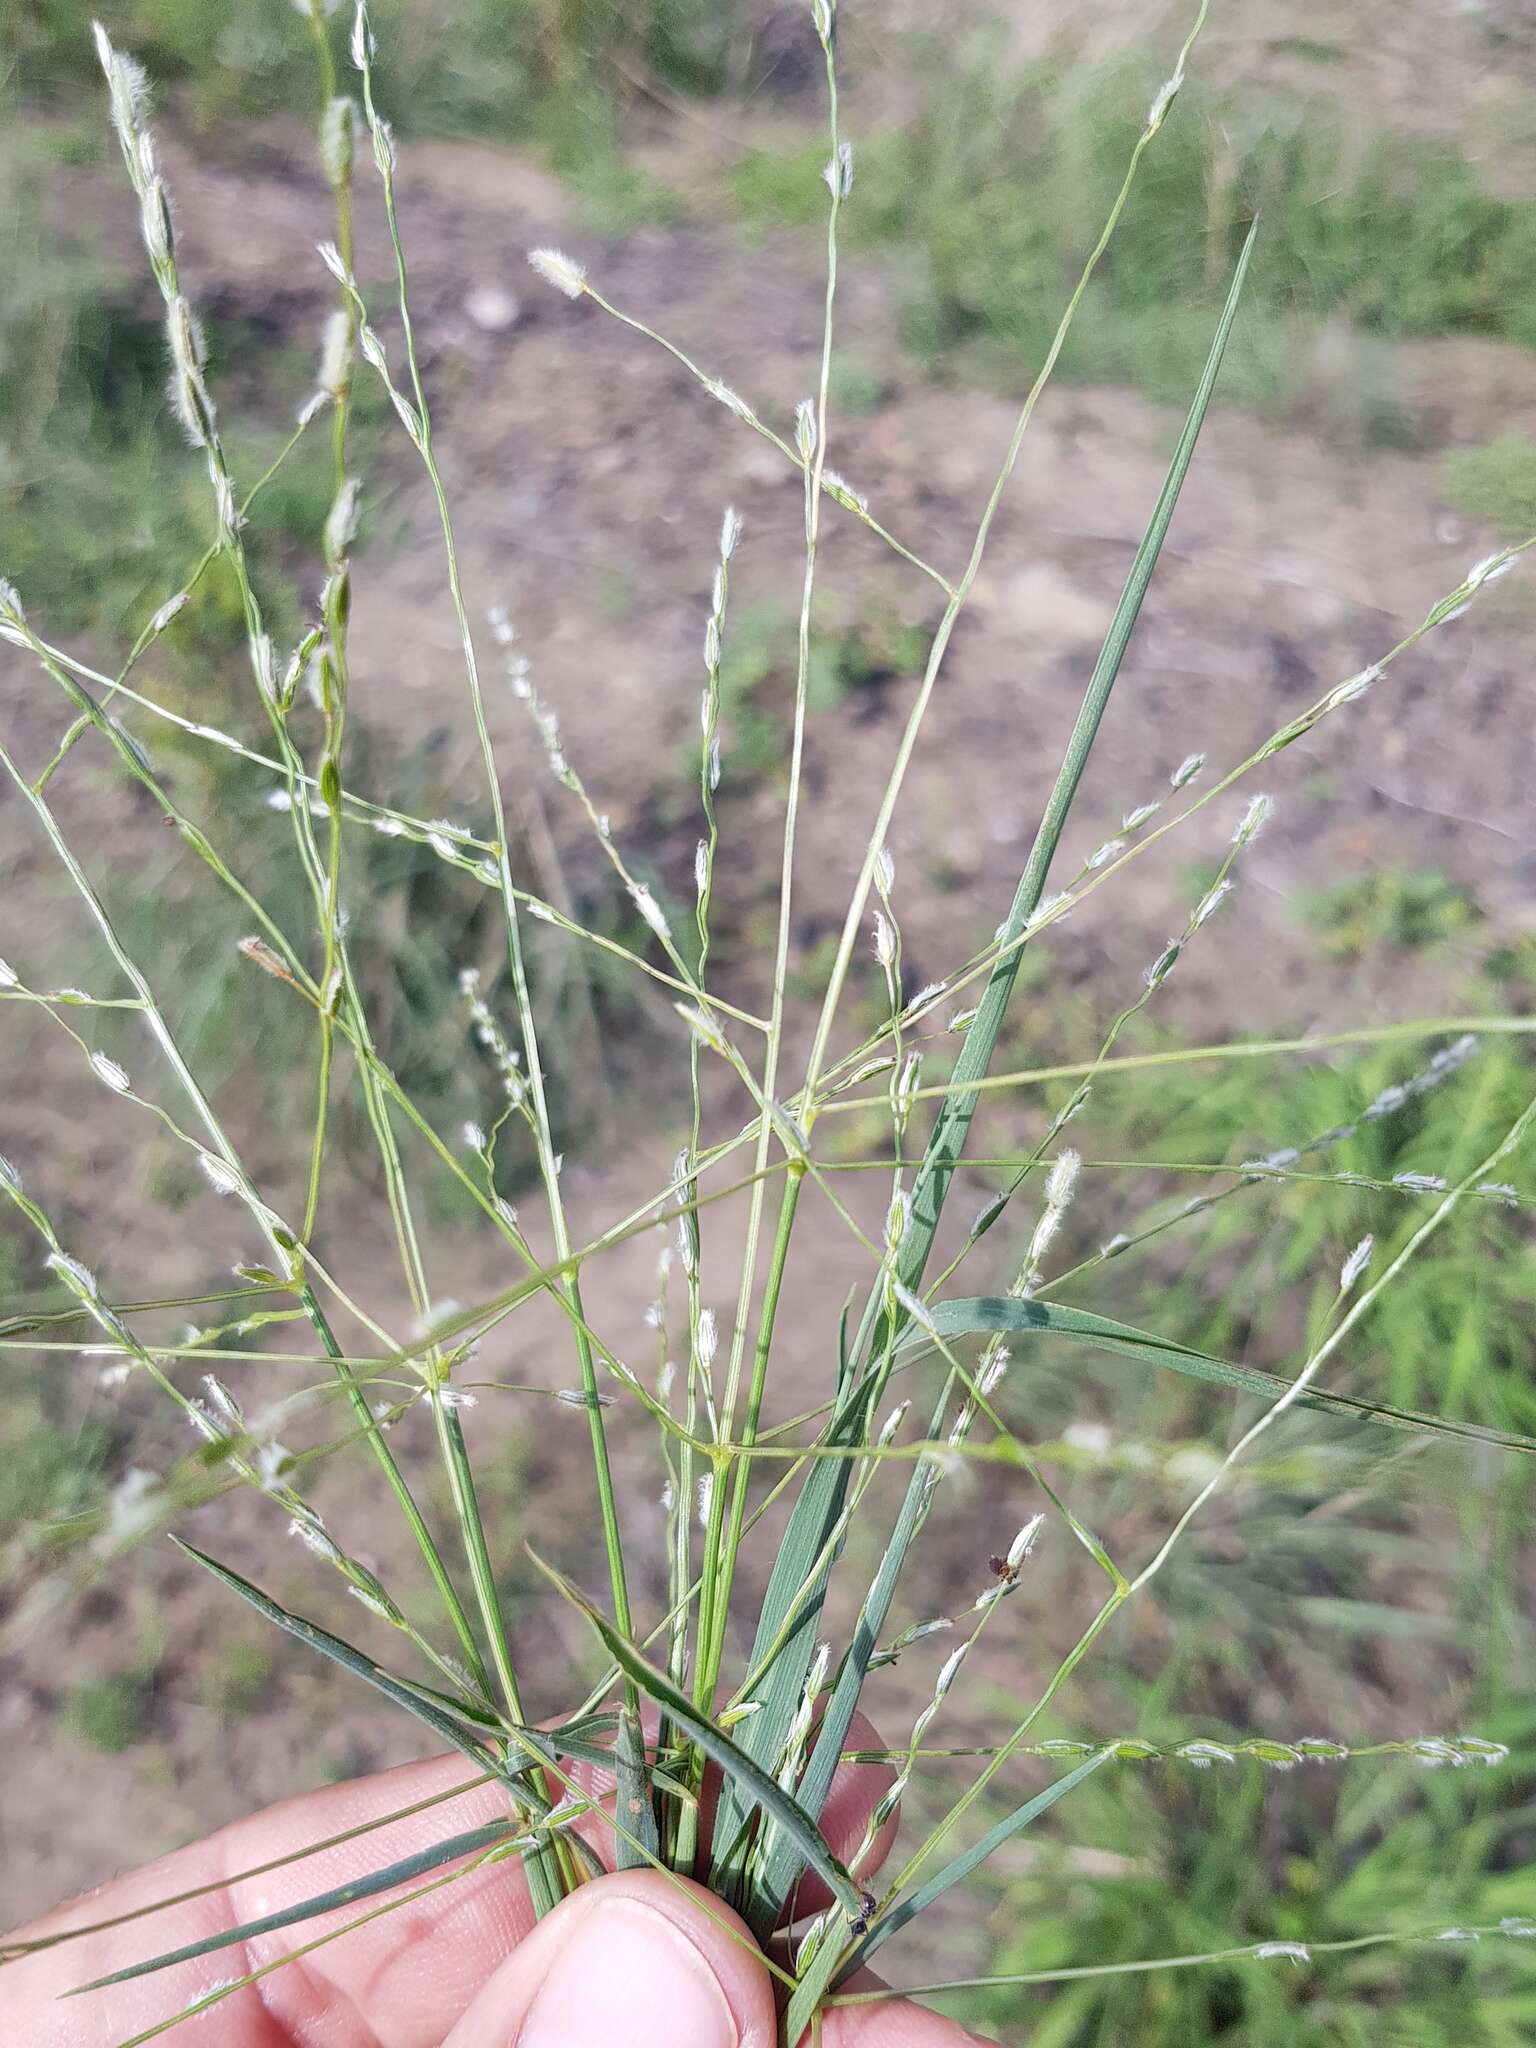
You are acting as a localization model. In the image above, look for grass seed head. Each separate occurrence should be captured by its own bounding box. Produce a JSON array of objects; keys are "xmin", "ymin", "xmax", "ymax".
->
[{"xmin": 528, "ymin": 247, "xmax": 587, "ymax": 299}]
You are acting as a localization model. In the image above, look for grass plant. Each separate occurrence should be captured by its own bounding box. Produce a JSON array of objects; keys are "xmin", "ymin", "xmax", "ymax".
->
[{"xmin": 2, "ymin": 4, "xmax": 1535, "ymax": 2044}]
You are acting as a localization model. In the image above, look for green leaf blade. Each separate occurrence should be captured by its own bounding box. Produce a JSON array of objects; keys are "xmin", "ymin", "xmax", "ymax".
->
[
  {"xmin": 69, "ymin": 1822, "xmax": 518, "ymax": 1996},
  {"xmin": 905, "ymin": 1298, "xmax": 1536, "ymax": 1456}
]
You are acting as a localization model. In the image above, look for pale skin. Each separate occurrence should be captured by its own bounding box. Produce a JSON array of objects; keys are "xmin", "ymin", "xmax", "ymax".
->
[{"xmin": 5, "ymin": 1714, "xmax": 992, "ymax": 2047}]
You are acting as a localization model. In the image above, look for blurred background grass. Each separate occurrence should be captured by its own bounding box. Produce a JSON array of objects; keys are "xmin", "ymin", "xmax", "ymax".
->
[{"xmin": 3, "ymin": 1, "xmax": 1536, "ymax": 2038}]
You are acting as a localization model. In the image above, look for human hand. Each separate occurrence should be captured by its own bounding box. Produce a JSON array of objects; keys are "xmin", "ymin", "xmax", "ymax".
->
[{"xmin": 6, "ymin": 1729, "xmax": 992, "ymax": 2046}]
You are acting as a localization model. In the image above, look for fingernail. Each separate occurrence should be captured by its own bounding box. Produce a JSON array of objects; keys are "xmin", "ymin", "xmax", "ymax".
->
[{"xmin": 518, "ymin": 1896, "xmax": 738, "ymax": 2048}]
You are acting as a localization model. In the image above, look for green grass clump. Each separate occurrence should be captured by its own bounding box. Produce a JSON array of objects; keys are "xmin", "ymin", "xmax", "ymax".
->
[
  {"xmin": 0, "ymin": 1416, "xmax": 113, "ymax": 1549},
  {"xmin": 1101, "ymin": 1025, "xmax": 1536, "ymax": 1436},
  {"xmin": 1441, "ymin": 434, "xmax": 1536, "ymax": 540},
  {"xmin": 730, "ymin": 47, "xmax": 1536, "ymax": 412},
  {"xmin": 199, "ymin": 1638, "xmax": 273, "ymax": 1720},
  {"xmin": 710, "ymin": 597, "xmax": 930, "ymax": 782},
  {"xmin": 5, "ymin": 0, "xmax": 737, "ymax": 140},
  {"xmin": 61, "ymin": 1672, "xmax": 150, "ymax": 1753},
  {"xmin": 966, "ymin": 1704, "xmax": 1536, "ymax": 2048},
  {"xmin": 1303, "ymin": 869, "xmax": 1481, "ymax": 958}
]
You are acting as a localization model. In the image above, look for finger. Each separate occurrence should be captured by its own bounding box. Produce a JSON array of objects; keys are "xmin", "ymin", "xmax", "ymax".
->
[
  {"xmin": 5, "ymin": 1753, "xmax": 545, "ymax": 2048},
  {"xmin": 814, "ymin": 1979, "xmax": 996, "ymax": 2048},
  {"xmin": 443, "ymin": 1869, "xmax": 777, "ymax": 2048}
]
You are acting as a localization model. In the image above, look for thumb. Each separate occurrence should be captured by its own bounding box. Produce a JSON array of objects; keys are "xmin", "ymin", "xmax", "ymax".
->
[{"xmin": 443, "ymin": 1868, "xmax": 777, "ymax": 2048}]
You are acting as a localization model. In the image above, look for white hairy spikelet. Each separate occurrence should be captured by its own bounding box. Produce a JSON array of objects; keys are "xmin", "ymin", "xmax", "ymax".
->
[
  {"xmin": 288, "ymin": 1514, "xmax": 342, "ymax": 1563},
  {"xmin": 528, "ymin": 247, "xmax": 587, "ymax": 299},
  {"xmin": 1233, "ymin": 792, "xmax": 1273, "ymax": 846},
  {"xmin": 823, "ymin": 469, "xmax": 868, "ymax": 514},
  {"xmin": 976, "ymin": 1344, "xmax": 1010, "ymax": 1398},
  {"xmin": 324, "ymin": 476, "xmax": 361, "ymax": 561},
  {"xmin": 1327, "ymin": 663, "xmax": 1381, "ymax": 708},
  {"xmin": 933, "ymin": 1644, "xmax": 967, "ymax": 1700},
  {"xmin": 704, "ymin": 378, "xmax": 754, "ymax": 422},
  {"xmin": 1178, "ymin": 1740, "xmax": 1236, "ymax": 1768},
  {"xmin": 89, "ymin": 1052, "xmax": 130, "ymax": 1094},
  {"xmin": 1144, "ymin": 943, "xmax": 1180, "ymax": 991},
  {"xmin": 823, "ymin": 141, "xmax": 854, "ymax": 199},
  {"xmin": 1006, "ymin": 1513, "xmax": 1044, "ymax": 1569},
  {"xmin": 321, "ymin": 94, "xmax": 356, "ymax": 185},
  {"xmin": 695, "ymin": 1308, "xmax": 719, "ymax": 1368},
  {"xmin": 47, "ymin": 1252, "xmax": 99, "ymax": 1300},
  {"xmin": 892, "ymin": 1282, "xmax": 936, "ymax": 1338},
  {"xmin": 878, "ymin": 1400, "xmax": 910, "ymax": 1445},
  {"xmin": 1339, "ymin": 1235, "xmax": 1374, "ymax": 1291},
  {"xmin": 1045, "ymin": 1148, "xmax": 1080, "ymax": 1210},
  {"xmin": 198, "ymin": 1152, "xmax": 241, "ymax": 1197},
  {"xmin": 1146, "ymin": 63, "xmax": 1185, "ymax": 132},
  {"xmin": 349, "ymin": 2, "xmax": 374, "ymax": 70},
  {"xmin": 630, "ymin": 883, "xmax": 671, "ymax": 943},
  {"xmin": 1192, "ymin": 878, "xmax": 1233, "ymax": 928}
]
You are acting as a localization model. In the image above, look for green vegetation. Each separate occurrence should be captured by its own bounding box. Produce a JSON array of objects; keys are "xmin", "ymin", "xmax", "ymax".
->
[
  {"xmin": 1303, "ymin": 869, "xmax": 1481, "ymax": 958},
  {"xmin": 964, "ymin": 1707, "xmax": 1536, "ymax": 2047},
  {"xmin": 731, "ymin": 51, "xmax": 1536, "ymax": 413},
  {"xmin": 0, "ymin": 1414, "xmax": 113, "ymax": 1549},
  {"xmin": 61, "ymin": 1671, "xmax": 150, "ymax": 1753},
  {"xmin": 712, "ymin": 595, "xmax": 931, "ymax": 782},
  {"xmin": 4, "ymin": 6, "xmax": 1536, "ymax": 2042},
  {"xmin": 5, "ymin": 0, "xmax": 741, "ymax": 138},
  {"xmin": 1102, "ymin": 1024, "xmax": 1536, "ymax": 1435},
  {"xmin": 1441, "ymin": 434, "xmax": 1536, "ymax": 540},
  {"xmin": 199, "ymin": 1637, "xmax": 272, "ymax": 1720}
]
